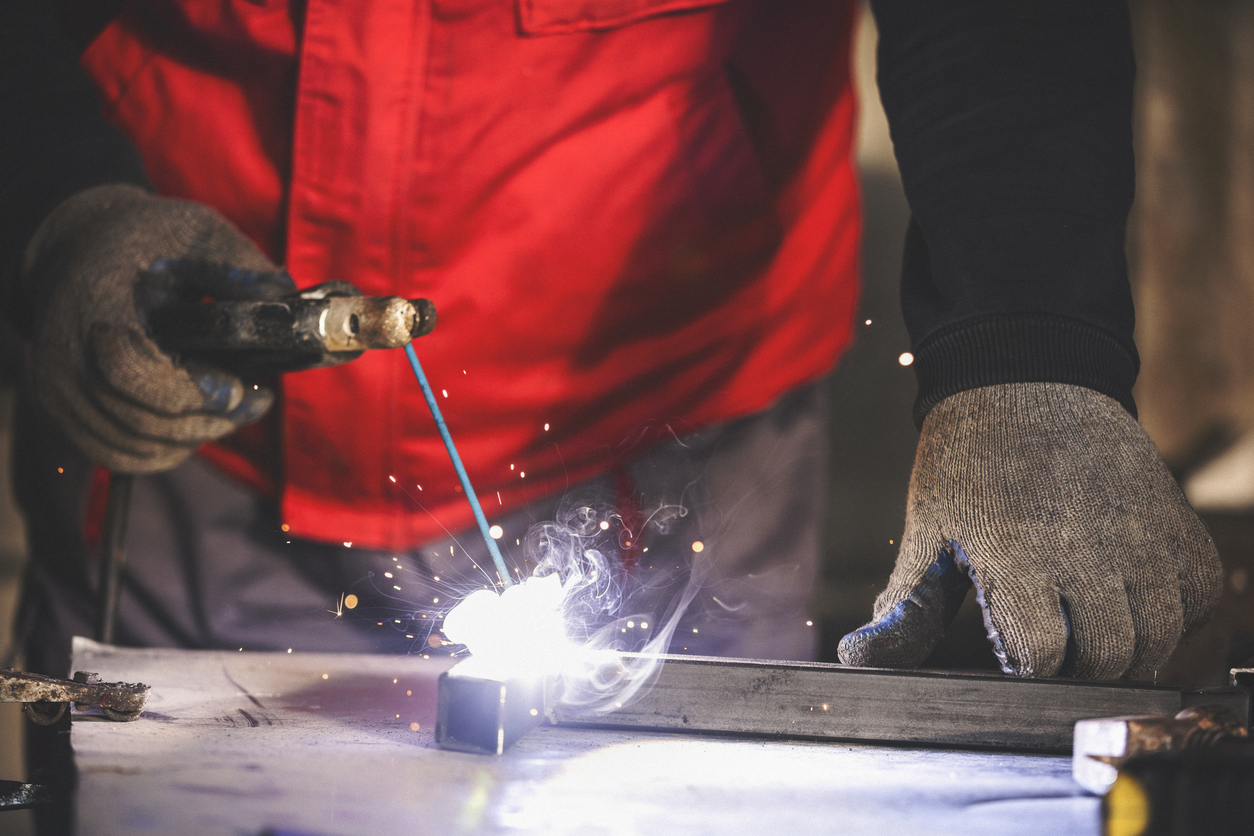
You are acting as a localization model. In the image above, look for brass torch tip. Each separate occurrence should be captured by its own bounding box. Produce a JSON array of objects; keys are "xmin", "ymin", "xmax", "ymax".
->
[{"xmin": 409, "ymin": 298, "xmax": 437, "ymax": 338}]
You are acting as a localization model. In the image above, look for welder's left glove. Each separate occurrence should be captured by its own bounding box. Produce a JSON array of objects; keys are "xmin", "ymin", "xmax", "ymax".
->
[{"xmin": 837, "ymin": 382, "xmax": 1223, "ymax": 679}]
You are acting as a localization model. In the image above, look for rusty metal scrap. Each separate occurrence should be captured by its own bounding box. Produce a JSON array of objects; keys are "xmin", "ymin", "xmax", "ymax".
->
[
  {"xmin": 1072, "ymin": 704, "xmax": 1249, "ymax": 794},
  {"xmin": 0, "ymin": 780, "xmax": 57, "ymax": 811},
  {"xmin": 1, "ymin": 668, "xmax": 150, "ymax": 724}
]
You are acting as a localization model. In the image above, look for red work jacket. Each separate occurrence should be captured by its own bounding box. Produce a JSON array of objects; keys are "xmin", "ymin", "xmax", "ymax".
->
[{"xmin": 81, "ymin": 0, "xmax": 862, "ymax": 549}]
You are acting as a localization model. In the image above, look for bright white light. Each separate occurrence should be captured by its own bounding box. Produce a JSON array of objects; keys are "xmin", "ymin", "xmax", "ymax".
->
[
  {"xmin": 442, "ymin": 574, "xmax": 576, "ymax": 680},
  {"xmin": 898, "ymin": 352, "xmax": 914, "ymax": 366},
  {"xmin": 489, "ymin": 525, "xmax": 504, "ymax": 539}
]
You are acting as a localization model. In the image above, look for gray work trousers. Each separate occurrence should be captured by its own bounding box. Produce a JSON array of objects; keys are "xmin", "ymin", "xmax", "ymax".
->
[{"xmin": 13, "ymin": 382, "xmax": 826, "ymax": 680}]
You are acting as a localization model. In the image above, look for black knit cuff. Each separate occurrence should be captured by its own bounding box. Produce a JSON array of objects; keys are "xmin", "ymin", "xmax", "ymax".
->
[{"xmin": 912, "ymin": 314, "xmax": 1139, "ymax": 427}]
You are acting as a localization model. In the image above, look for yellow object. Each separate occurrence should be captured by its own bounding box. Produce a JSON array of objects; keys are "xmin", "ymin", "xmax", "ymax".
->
[{"xmin": 1105, "ymin": 773, "xmax": 1150, "ymax": 836}]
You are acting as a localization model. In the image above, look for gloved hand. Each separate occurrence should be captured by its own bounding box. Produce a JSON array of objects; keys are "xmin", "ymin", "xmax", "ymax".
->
[
  {"xmin": 24, "ymin": 184, "xmax": 295, "ymax": 474},
  {"xmin": 838, "ymin": 382, "xmax": 1223, "ymax": 680}
]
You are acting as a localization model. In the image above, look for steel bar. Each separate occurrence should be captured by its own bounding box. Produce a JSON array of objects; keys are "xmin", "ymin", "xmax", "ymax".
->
[
  {"xmin": 547, "ymin": 655, "xmax": 1248, "ymax": 753},
  {"xmin": 436, "ymin": 654, "xmax": 1250, "ymax": 755},
  {"xmin": 95, "ymin": 472, "xmax": 132, "ymax": 645}
]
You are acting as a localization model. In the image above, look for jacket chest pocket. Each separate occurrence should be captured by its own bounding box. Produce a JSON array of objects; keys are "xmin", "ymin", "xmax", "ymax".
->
[{"xmin": 518, "ymin": 0, "xmax": 733, "ymax": 35}]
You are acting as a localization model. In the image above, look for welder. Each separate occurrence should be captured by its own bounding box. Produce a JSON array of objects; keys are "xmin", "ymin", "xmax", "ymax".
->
[{"xmin": 0, "ymin": 0, "xmax": 1222, "ymax": 693}]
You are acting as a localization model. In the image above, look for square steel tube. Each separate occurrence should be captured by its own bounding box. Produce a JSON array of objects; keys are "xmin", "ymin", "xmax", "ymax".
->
[
  {"xmin": 436, "ymin": 654, "xmax": 1249, "ymax": 755},
  {"xmin": 435, "ymin": 671, "xmax": 546, "ymax": 755}
]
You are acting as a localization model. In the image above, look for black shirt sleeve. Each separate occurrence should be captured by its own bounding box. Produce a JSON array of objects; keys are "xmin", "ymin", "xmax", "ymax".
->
[
  {"xmin": 0, "ymin": 0, "xmax": 149, "ymax": 332},
  {"xmin": 869, "ymin": 0, "xmax": 1140, "ymax": 425}
]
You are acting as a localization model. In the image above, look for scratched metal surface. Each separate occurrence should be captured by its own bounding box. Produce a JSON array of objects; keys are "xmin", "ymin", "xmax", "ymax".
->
[{"xmin": 70, "ymin": 638, "xmax": 1099, "ymax": 836}]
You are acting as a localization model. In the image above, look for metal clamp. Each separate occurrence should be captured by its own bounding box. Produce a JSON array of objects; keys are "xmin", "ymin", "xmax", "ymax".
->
[{"xmin": 0, "ymin": 668, "xmax": 150, "ymax": 724}]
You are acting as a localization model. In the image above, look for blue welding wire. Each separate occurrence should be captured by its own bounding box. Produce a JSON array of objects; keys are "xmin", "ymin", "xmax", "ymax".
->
[{"xmin": 404, "ymin": 343, "xmax": 513, "ymax": 586}]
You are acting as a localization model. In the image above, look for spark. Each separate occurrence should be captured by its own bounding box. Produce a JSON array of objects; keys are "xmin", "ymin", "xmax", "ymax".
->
[
  {"xmin": 394, "ymin": 679, "xmax": 398, "ymax": 684},
  {"xmin": 417, "ymin": 484, "xmax": 423, "ymax": 490},
  {"xmin": 389, "ymin": 475, "xmax": 397, "ymax": 483},
  {"xmin": 442, "ymin": 389, "xmax": 448, "ymax": 398},
  {"xmin": 599, "ymin": 520, "xmax": 610, "ymax": 530},
  {"xmin": 865, "ymin": 319, "xmax": 872, "ymax": 325},
  {"xmin": 544, "ymin": 423, "xmax": 550, "ymax": 431},
  {"xmin": 498, "ymin": 492, "xmax": 503, "ymax": 505},
  {"xmin": 407, "ymin": 690, "xmax": 412, "ymax": 696},
  {"xmin": 322, "ymin": 673, "xmax": 329, "ymax": 680},
  {"xmin": 281, "ymin": 524, "xmax": 290, "ymax": 532},
  {"xmin": 510, "ymin": 464, "xmax": 515, "ymax": 470},
  {"xmin": 287, "ymin": 648, "xmax": 293, "ymax": 654},
  {"xmin": 898, "ymin": 352, "xmax": 914, "ymax": 366},
  {"xmin": 57, "ymin": 467, "xmax": 64, "ymax": 474},
  {"xmin": 328, "ymin": 593, "xmax": 345, "ymax": 617},
  {"xmin": 641, "ymin": 622, "xmax": 649, "ymax": 629},
  {"xmin": 410, "ymin": 721, "xmax": 421, "ymax": 731},
  {"xmin": 806, "ymin": 620, "xmax": 814, "ymax": 627},
  {"xmin": 691, "ymin": 541, "xmax": 704, "ymax": 553},
  {"xmin": 489, "ymin": 525, "xmax": 504, "ymax": 539},
  {"xmin": 627, "ymin": 621, "xmax": 635, "ymax": 628},
  {"xmin": 434, "ymin": 597, "xmax": 440, "ymax": 603},
  {"xmin": 434, "ymin": 575, "xmax": 440, "ymax": 581},
  {"xmin": 693, "ymin": 628, "xmax": 699, "ymax": 633},
  {"xmin": 384, "ymin": 572, "xmax": 394, "ymax": 578},
  {"xmin": 520, "ymin": 471, "xmax": 526, "ymax": 478},
  {"xmin": 889, "ymin": 540, "xmax": 894, "ymax": 544},
  {"xmin": 344, "ymin": 541, "xmax": 353, "ymax": 548},
  {"xmin": 529, "ymin": 709, "xmax": 539, "ymax": 716},
  {"xmin": 394, "ymin": 585, "xmax": 402, "ymax": 591}
]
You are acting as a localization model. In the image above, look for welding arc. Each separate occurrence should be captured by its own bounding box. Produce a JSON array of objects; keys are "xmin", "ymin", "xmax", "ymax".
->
[{"xmin": 404, "ymin": 343, "xmax": 513, "ymax": 586}]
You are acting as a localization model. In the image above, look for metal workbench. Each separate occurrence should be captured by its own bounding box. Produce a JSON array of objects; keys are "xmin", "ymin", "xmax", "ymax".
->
[{"xmin": 69, "ymin": 638, "xmax": 1100, "ymax": 835}]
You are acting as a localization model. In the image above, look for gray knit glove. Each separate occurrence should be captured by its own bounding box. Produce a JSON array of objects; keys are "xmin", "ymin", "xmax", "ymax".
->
[
  {"xmin": 838, "ymin": 383, "xmax": 1223, "ymax": 679},
  {"xmin": 24, "ymin": 184, "xmax": 294, "ymax": 474}
]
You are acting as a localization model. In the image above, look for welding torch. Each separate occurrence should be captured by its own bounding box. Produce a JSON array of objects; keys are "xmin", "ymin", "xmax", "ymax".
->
[{"xmin": 94, "ymin": 278, "xmax": 437, "ymax": 644}]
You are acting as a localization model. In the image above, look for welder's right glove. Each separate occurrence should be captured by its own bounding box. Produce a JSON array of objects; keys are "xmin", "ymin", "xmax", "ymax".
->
[
  {"xmin": 24, "ymin": 184, "xmax": 294, "ymax": 474},
  {"xmin": 838, "ymin": 382, "xmax": 1224, "ymax": 680}
]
